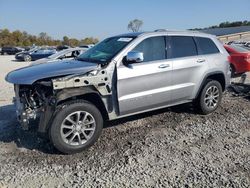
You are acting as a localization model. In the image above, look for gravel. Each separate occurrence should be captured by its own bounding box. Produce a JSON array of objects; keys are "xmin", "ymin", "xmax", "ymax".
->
[{"xmin": 0, "ymin": 55, "xmax": 249, "ymax": 188}]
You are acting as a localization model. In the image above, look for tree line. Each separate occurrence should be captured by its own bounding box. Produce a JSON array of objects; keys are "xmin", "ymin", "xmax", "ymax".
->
[
  {"xmin": 1, "ymin": 20, "xmax": 249, "ymax": 47},
  {"xmin": 191, "ymin": 20, "xmax": 250, "ymax": 30},
  {"xmin": 0, "ymin": 28, "xmax": 99, "ymax": 47}
]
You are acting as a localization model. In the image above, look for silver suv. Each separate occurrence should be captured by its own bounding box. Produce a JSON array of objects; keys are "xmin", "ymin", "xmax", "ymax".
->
[{"xmin": 6, "ymin": 30, "xmax": 231, "ymax": 154}]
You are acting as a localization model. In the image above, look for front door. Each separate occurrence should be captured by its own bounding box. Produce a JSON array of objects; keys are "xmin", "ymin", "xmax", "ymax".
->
[{"xmin": 117, "ymin": 36, "xmax": 173, "ymax": 115}]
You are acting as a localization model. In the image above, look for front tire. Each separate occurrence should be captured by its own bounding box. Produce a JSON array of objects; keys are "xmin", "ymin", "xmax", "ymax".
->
[
  {"xmin": 24, "ymin": 55, "xmax": 31, "ymax": 62},
  {"xmin": 196, "ymin": 80, "xmax": 222, "ymax": 115},
  {"xmin": 50, "ymin": 100, "xmax": 103, "ymax": 154}
]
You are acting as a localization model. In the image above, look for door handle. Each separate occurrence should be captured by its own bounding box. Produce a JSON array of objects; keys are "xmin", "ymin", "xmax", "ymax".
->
[
  {"xmin": 197, "ymin": 59, "xmax": 205, "ymax": 63},
  {"xmin": 158, "ymin": 64, "xmax": 170, "ymax": 68}
]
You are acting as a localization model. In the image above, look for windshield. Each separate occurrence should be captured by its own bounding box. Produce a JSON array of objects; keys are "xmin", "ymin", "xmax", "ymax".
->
[
  {"xmin": 29, "ymin": 47, "xmax": 40, "ymax": 52},
  {"xmin": 77, "ymin": 36, "xmax": 135, "ymax": 64},
  {"xmin": 230, "ymin": 45, "xmax": 249, "ymax": 53}
]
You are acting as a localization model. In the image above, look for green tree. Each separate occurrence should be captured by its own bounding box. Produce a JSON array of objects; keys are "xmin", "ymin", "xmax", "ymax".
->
[
  {"xmin": 12, "ymin": 30, "xmax": 24, "ymax": 46},
  {"xmin": 0, "ymin": 29, "xmax": 11, "ymax": 46},
  {"xmin": 68, "ymin": 38, "xmax": 80, "ymax": 47},
  {"xmin": 80, "ymin": 37, "xmax": 99, "ymax": 45},
  {"xmin": 0, "ymin": 28, "xmax": 100, "ymax": 47},
  {"xmin": 38, "ymin": 32, "xmax": 51, "ymax": 45},
  {"xmin": 62, "ymin": 36, "xmax": 69, "ymax": 45}
]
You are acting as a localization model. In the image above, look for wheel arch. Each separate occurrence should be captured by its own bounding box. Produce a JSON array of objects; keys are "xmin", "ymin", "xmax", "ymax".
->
[
  {"xmin": 38, "ymin": 87, "xmax": 109, "ymax": 134},
  {"xmin": 56, "ymin": 87, "xmax": 109, "ymax": 121},
  {"xmin": 195, "ymin": 71, "xmax": 226, "ymax": 99}
]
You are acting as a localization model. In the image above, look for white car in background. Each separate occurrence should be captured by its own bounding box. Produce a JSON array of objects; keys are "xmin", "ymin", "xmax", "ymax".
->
[
  {"xmin": 31, "ymin": 47, "xmax": 87, "ymax": 65},
  {"xmin": 244, "ymin": 42, "xmax": 250, "ymax": 47},
  {"xmin": 79, "ymin": 44, "xmax": 94, "ymax": 49}
]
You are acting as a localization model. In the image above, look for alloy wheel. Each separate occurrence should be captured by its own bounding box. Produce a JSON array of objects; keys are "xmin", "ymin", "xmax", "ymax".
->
[
  {"xmin": 60, "ymin": 111, "xmax": 96, "ymax": 146},
  {"xmin": 204, "ymin": 86, "xmax": 220, "ymax": 109}
]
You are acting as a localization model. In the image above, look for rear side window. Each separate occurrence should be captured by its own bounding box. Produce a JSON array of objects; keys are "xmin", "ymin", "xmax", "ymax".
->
[
  {"xmin": 133, "ymin": 36, "xmax": 166, "ymax": 62},
  {"xmin": 169, "ymin": 36, "xmax": 197, "ymax": 58},
  {"xmin": 195, "ymin": 37, "xmax": 220, "ymax": 55}
]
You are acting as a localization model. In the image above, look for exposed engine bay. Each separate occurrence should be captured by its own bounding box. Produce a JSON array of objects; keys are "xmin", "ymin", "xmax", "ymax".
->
[
  {"xmin": 13, "ymin": 68, "xmax": 114, "ymax": 131},
  {"xmin": 14, "ymin": 82, "xmax": 54, "ymax": 130}
]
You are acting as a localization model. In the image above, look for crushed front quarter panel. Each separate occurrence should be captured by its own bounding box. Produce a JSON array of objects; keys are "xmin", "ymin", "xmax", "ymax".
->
[{"xmin": 52, "ymin": 69, "xmax": 112, "ymax": 96}]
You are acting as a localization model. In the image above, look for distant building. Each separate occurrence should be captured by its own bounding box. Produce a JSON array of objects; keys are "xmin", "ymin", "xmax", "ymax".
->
[{"xmin": 201, "ymin": 26, "xmax": 250, "ymax": 43}]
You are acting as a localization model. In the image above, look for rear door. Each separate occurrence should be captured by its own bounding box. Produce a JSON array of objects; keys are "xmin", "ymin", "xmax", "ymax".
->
[
  {"xmin": 168, "ymin": 36, "xmax": 208, "ymax": 102},
  {"xmin": 117, "ymin": 36, "xmax": 173, "ymax": 115}
]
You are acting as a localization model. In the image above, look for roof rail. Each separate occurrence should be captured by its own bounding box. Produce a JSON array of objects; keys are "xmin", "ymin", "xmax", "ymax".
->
[
  {"xmin": 154, "ymin": 29, "xmax": 187, "ymax": 32},
  {"xmin": 154, "ymin": 29, "xmax": 168, "ymax": 32},
  {"xmin": 154, "ymin": 29, "xmax": 202, "ymax": 34}
]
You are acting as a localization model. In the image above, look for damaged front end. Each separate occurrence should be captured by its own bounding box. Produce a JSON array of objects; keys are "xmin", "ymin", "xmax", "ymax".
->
[
  {"xmin": 12, "ymin": 65, "xmax": 115, "ymax": 132},
  {"xmin": 13, "ymin": 82, "xmax": 55, "ymax": 130},
  {"xmin": 6, "ymin": 59, "xmax": 109, "ymax": 132}
]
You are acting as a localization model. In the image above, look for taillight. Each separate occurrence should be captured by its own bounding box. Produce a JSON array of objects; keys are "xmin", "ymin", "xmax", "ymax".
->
[{"xmin": 244, "ymin": 56, "xmax": 250, "ymax": 62}]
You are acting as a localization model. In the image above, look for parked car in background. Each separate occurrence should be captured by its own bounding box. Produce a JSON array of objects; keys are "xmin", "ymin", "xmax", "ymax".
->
[
  {"xmin": 1, "ymin": 46, "xmax": 24, "ymax": 55},
  {"xmin": 227, "ymin": 41, "xmax": 234, "ymax": 45},
  {"xmin": 15, "ymin": 48, "xmax": 56, "ymax": 61},
  {"xmin": 6, "ymin": 30, "xmax": 230, "ymax": 154},
  {"xmin": 15, "ymin": 47, "xmax": 40, "ymax": 60},
  {"xmin": 31, "ymin": 47, "xmax": 87, "ymax": 65},
  {"xmin": 23, "ymin": 46, "xmax": 32, "ymax": 51},
  {"xmin": 57, "ymin": 45, "xmax": 70, "ymax": 51},
  {"xmin": 224, "ymin": 44, "xmax": 250, "ymax": 77},
  {"xmin": 79, "ymin": 44, "xmax": 94, "ymax": 49},
  {"xmin": 244, "ymin": 42, "xmax": 250, "ymax": 48}
]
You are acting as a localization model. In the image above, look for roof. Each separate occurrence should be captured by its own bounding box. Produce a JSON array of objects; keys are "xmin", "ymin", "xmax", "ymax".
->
[
  {"xmin": 201, "ymin": 26, "xmax": 250, "ymax": 36},
  {"xmin": 115, "ymin": 30, "xmax": 213, "ymax": 38}
]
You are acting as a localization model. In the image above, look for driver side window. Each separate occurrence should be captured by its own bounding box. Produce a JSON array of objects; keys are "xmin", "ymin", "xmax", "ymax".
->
[
  {"xmin": 132, "ymin": 36, "xmax": 166, "ymax": 62},
  {"xmin": 60, "ymin": 51, "xmax": 75, "ymax": 59}
]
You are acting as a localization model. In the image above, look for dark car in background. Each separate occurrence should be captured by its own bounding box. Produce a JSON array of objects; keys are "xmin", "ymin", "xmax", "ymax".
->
[
  {"xmin": 1, "ymin": 46, "xmax": 24, "ymax": 55},
  {"xmin": 15, "ymin": 48, "xmax": 56, "ymax": 61},
  {"xmin": 15, "ymin": 47, "xmax": 40, "ymax": 61},
  {"xmin": 56, "ymin": 45, "xmax": 70, "ymax": 51}
]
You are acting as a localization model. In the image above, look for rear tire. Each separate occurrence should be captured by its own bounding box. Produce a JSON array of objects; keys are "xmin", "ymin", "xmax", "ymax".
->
[
  {"xmin": 50, "ymin": 100, "xmax": 103, "ymax": 154},
  {"xmin": 196, "ymin": 79, "xmax": 222, "ymax": 115}
]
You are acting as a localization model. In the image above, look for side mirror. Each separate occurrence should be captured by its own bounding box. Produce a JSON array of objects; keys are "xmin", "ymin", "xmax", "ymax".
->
[{"xmin": 126, "ymin": 51, "xmax": 144, "ymax": 63}]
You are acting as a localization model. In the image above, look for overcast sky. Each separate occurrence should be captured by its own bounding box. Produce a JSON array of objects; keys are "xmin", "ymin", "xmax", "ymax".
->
[{"xmin": 0, "ymin": 0, "xmax": 250, "ymax": 40}]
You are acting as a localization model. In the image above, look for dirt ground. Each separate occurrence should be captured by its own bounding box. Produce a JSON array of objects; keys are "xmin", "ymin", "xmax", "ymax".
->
[{"xmin": 0, "ymin": 55, "xmax": 249, "ymax": 188}]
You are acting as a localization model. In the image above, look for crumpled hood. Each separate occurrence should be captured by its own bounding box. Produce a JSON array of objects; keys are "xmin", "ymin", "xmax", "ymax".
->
[{"xmin": 5, "ymin": 59, "xmax": 98, "ymax": 85}]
